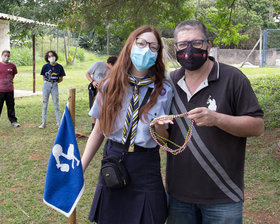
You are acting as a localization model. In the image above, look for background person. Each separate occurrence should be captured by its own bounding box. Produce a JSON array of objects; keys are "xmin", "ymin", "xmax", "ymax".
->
[
  {"xmin": 86, "ymin": 56, "xmax": 117, "ymax": 132},
  {"xmin": 166, "ymin": 20, "xmax": 264, "ymax": 224},
  {"xmin": 0, "ymin": 50, "xmax": 20, "ymax": 127},
  {"xmin": 81, "ymin": 25, "xmax": 173, "ymax": 224},
  {"xmin": 38, "ymin": 50, "xmax": 65, "ymax": 129}
]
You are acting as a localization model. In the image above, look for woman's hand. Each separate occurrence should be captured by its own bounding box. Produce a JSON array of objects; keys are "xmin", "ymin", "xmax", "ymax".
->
[
  {"xmin": 150, "ymin": 115, "xmax": 173, "ymax": 139},
  {"xmin": 150, "ymin": 115, "xmax": 173, "ymax": 127}
]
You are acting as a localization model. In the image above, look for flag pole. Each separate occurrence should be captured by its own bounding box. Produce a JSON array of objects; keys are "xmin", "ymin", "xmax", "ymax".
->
[
  {"xmin": 68, "ymin": 88, "xmax": 76, "ymax": 127},
  {"xmin": 68, "ymin": 88, "xmax": 76, "ymax": 224}
]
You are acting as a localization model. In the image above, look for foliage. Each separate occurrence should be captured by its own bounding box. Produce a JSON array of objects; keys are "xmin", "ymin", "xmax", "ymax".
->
[
  {"xmin": 272, "ymin": 0, "xmax": 280, "ymax": 13},
  {"xmin": 1, "ymin": 0, "xmax": 280, "ymax": 53},
  {"xmin": 191, "ymin": 0, "xmax": 280, "ymax": 49},
  {"xmin": 71, "ymin": 47, "xmax": 85, "ymax": 62},
  {"xmin": 249, "ymin": 74, "xmax": 280, "ymax": 128},
  {"xmin": 9, "ymin": 45, "xmax": 85, "ymax": 67},
  {"xmin": 35, "ymin": 34, "xmax": 66, "ymax": 59},
  {"xmin": 2, "ymin": 0, "xmax": 68, "ymax": 39},
  {"xmin": 233, "ymin": 0, "xmax": 280, "ymax": 49},
  {"xmin": 79, "ymin": 29, "xmax": 123, "ymax": 55},
  {"xmin": 77, "ymin": 0, "xmax": 193, "ymax": 53},
  {"xmin": 193, "ymin": 0, "xmax": 249, "ymax": 46},
  {"xmin": 10, "ymin": 47, "xmax": 33, "ymax": 66},
  {"xmin": 266, "ymin": 30, "xmax": 280, "ymax": 50}
]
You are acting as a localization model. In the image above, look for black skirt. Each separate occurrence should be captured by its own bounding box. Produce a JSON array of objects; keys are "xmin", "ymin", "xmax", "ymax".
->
[{"xmin": 88, "ymin": 140, "xmax": 167, "ymax": 224}]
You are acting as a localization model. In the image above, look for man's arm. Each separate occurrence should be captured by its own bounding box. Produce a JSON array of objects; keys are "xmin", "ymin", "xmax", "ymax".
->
[
  {"xmin": 187, "ymin": 107, "xmax": 264, "ymax": 137},
  {"xmin": 86, "ymin": 71, "xmax": 93, "ymax": 82}
]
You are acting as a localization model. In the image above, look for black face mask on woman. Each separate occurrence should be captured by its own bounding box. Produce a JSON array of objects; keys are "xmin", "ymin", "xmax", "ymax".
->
[{"xmin": 176, "ymin": 45, "xmax": 208, "ymax": 71}]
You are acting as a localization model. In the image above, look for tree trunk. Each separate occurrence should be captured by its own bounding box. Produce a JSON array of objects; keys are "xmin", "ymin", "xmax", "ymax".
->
[
  {"xmin": 42, "ymin": 36, "xmax": 44, "ymax": 57},
  {"xmin": 107, "ymin": 26, "xmax": 110, "ymax": 55},
  {"xmin": 72, "ymin": 31, "xmax": 81, "ymax": 64},
  {"xmin": 63, "ymin": 31, "xmax": 69, "ymax": 65},
  {"xmin": 49, "ymin": 27, "xmax": 52, "ymax": 50}
]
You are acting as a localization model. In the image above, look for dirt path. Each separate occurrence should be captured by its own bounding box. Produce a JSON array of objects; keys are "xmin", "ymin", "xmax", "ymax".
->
[{"xmin": 14, "ymin": 90, "xmax": 42, "ymax": 98}]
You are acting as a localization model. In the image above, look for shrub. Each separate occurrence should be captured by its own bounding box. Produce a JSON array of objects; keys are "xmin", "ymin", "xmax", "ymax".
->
[
  {"xmin": 75, "ymin": 47, "xmax": 85, "ymax": 62},
  {"xmin": 250, "ymin": 74, "xmax": 280, "ymax": 129},
  {"xmin": 57, "ymin": 52, "xmax": 65, "ymax": 63},
  {"xmin": 10, "ymin": 47, "xmax": 33, "ymax": 66},
  {"xmin": 69, "ymin": 47, "xmax": 85, "ymax": 62}
]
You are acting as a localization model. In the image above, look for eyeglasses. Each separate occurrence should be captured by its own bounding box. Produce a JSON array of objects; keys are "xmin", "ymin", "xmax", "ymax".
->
[
  {"xmin": 135, "ymin": 37, "xmax": 160, "ymax": 52},
  {"xmin": 175, "ymin": 40, "xmax": 208, "ymax": 50}
]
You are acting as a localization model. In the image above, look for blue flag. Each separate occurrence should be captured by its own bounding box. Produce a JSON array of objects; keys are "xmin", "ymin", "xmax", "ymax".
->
[{"xmin": 43, "ymin": 105, "xmax": 84, "ymax": 217}]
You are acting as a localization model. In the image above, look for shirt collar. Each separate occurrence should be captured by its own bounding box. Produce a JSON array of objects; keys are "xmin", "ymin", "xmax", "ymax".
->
[{"xmin": 207, "ymin": 56, "xmax": 219, "ymax": 82}]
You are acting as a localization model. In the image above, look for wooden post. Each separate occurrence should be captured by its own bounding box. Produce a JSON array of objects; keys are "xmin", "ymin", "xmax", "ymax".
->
[
  {"xmin": 32, "ymin": 34, "xmax": 36, "ymax": 93},
  {"xmin": 68, "ymin": 88, "xmax": 76, "ymax": 126},
  {"xmin": 68, "ymin": 88, "xmax": 76, "ymax": 224}
]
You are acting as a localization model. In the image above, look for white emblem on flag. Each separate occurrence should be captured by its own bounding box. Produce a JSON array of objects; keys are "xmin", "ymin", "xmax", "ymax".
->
[{"xmin": 52, "ymin": 144, "xmax": 80, "ymax": 172}]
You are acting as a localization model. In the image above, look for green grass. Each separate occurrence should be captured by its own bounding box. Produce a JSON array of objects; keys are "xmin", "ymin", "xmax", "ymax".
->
[
  {"xmin": 239, "ymin": 67, "xmax": 280, "ymax": 78},
  {"xmin": 0, "ymin": 55, "xmax": 279, "ymax": 223}
]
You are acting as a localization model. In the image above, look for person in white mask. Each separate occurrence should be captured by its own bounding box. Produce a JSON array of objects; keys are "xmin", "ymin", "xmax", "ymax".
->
[
  {"xmin": 0, "ymin": 50, "xmax": 20, "ymax": 127},
  {"xmin": 39, "ymin": 50, "xmax": 66, "ymax": 129}
]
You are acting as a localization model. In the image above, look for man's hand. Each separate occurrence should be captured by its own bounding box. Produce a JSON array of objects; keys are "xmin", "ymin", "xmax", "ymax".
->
[
  {"xmin": 187, "ymin": 107, "xmax": 264, "ymax": 137},
  {"xmin": 91, "ymin": 81, "xmax": 99, "ymax": 88},
  {"xmin": 187, "ymin": 107, "xmax": 217, "ymax": 127}
]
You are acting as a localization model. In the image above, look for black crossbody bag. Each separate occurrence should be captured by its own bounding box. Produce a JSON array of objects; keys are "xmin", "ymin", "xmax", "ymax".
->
[{"xmin": 101, "ymin": 88, "xmax": 153, "ymax": 189}]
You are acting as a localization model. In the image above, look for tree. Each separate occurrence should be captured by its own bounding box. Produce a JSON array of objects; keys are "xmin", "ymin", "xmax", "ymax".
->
[
  {"xmin": 2, "ymin": 0, "xmax": 68, "ymax": 47},
  {"xmin": 1, "ymin": 0, "xmax": 280, "ymax": 53},
  {"xmin": 191, "ymin": 0, "xmax": 280, "ymax": 49}
]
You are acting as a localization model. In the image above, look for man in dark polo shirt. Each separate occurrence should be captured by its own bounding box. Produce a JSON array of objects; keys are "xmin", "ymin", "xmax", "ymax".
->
[{"xmin": 166, "ymin": 20, "xmax": 264, "ymax": 224}]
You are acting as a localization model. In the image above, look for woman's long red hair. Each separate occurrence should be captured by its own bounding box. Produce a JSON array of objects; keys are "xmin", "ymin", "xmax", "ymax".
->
[{"xmin": 98, "ymin": 25, "xmax": 165, "ymax": 136}]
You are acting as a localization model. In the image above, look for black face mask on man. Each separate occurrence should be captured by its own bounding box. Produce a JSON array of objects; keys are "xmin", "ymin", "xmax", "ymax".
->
[{"xmin": 176, "ymin": 45, "xmax": 208, "ymax": 71}]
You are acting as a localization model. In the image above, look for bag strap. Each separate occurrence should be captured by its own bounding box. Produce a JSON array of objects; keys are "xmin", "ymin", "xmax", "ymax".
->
[{"xmin": 141, "ymin": 87, "xmax": 153, "ymax": 108}]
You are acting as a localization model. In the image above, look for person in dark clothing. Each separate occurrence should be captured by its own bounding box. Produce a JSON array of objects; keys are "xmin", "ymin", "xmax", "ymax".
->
[
  {"xmin": 165, "ymin": 20, "xmax": 264, "ymax": 224},
  {"xmin": 38, "ymin": 50, "xmax": 66, "ymax": 129},
  {"xmin": 0, "ymin": 50, "xmax": 20, "ymax": 127}
]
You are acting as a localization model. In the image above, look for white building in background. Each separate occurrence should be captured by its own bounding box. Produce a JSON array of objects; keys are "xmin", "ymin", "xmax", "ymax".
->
[
  {"xmin": 0, "ymin": 19, "xmax": 10, "ymax": 53},
  {"xmin": 0, "ymin": 12, "xmax": 56, "ymax": 54}
]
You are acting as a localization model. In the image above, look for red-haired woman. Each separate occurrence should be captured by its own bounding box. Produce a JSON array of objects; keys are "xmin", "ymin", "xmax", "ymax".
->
[{"xmin": 81, "ymin": 25, "xmax": 173, "ymax": 224}]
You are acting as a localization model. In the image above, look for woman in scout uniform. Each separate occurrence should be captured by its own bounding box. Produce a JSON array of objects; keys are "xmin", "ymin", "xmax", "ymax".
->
[{"xmin": 81, "ymin": 25, "xmax": 173, "ymax": 224}]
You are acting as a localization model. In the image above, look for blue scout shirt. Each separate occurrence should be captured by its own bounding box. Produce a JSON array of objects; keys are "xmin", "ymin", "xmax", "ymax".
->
[
  {"xmin": 40, "ymin": 63, "xmax": 66, "ymax": 81},
  {"xmin": 89, "ymin": 80, "xmax": 173, "ymax": 148}
]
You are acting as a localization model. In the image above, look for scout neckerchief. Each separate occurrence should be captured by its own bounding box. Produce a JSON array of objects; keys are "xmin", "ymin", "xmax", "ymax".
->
[{"xmin": 122, "ymin": 74, "xmax": 154, "ymax": 148}]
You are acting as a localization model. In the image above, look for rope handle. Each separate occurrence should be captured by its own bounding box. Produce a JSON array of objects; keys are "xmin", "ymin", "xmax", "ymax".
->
[{"xmin": 149, "ymin": 112, "xmax": 194, "ymax": 155}]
